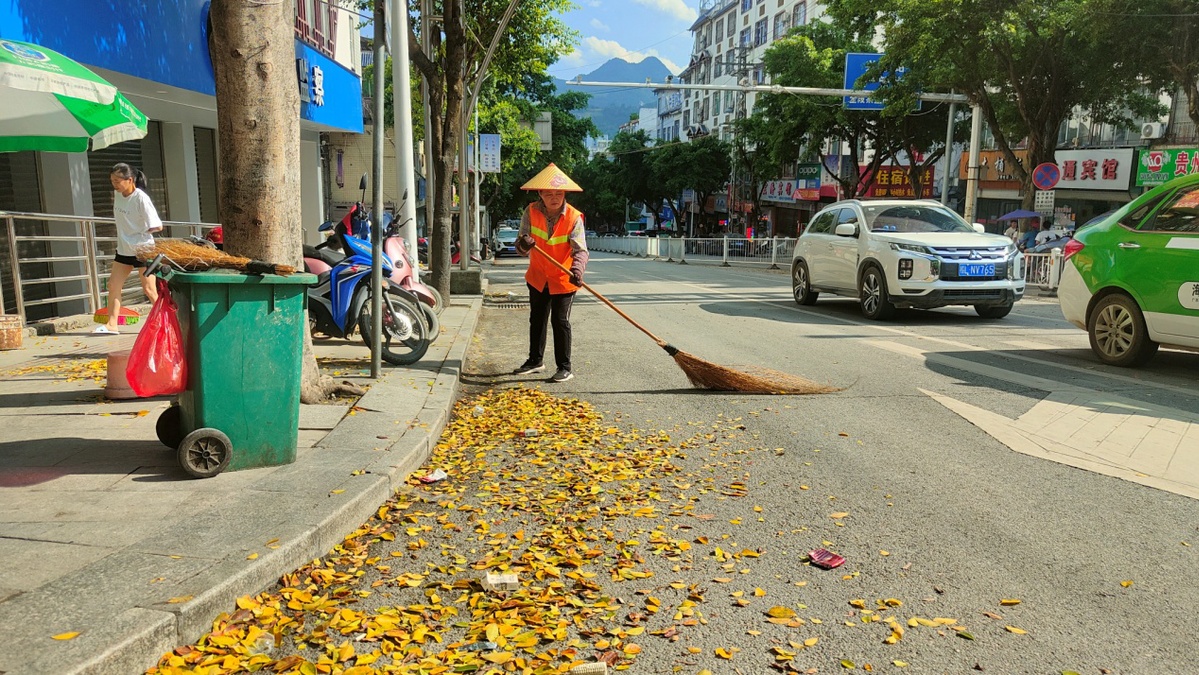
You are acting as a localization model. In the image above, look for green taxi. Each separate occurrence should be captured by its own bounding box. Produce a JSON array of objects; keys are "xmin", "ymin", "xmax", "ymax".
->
[{"xmin": 1059, "ymin": 172, "xmax": 1199, "ymax": 366}]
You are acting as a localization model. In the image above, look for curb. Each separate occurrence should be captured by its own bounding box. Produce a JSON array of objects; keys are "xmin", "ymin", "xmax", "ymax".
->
[{"xmin": 0, "ymin": 298, "xmax": 481, "ymax": 675}]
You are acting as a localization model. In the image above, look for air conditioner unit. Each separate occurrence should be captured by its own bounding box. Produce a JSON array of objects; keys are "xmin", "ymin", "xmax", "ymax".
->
[{"xmin": 1141, "ymin": 122, "xmax": 1165, "ymax": 140}]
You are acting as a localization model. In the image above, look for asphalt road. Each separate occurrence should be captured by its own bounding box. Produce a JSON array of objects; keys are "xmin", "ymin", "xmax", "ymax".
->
[{"xmin": 464, "ymin": 251, "xmax": 1199, "ymax": 674}]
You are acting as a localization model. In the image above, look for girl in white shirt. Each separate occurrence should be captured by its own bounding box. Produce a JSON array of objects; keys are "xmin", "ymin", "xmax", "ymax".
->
[{"xmin": 96, "ymin": 163, "xmax": 162, "ymax": 334}]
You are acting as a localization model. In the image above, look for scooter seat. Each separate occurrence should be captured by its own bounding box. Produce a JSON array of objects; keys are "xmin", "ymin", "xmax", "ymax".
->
[{"xmin": 303, "ymin": 244, "xmax": 344, "ymax": 268}]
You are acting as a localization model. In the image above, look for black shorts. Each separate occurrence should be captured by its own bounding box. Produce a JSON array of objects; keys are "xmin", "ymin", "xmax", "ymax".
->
[{"xmin": 113, "ymin": 253, "xmax": 143, "ymax": 267}]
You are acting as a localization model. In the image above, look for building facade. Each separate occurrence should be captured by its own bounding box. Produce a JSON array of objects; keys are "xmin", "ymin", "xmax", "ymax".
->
[{"xmin": 0, "ymin": 0, "xmax": 363, "ymax": 319}]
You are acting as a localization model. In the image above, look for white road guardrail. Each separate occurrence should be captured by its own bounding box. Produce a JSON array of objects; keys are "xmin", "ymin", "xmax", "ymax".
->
[{"xmin": 588, "ymin": 235, "xmax": 796, "ymax": 269}]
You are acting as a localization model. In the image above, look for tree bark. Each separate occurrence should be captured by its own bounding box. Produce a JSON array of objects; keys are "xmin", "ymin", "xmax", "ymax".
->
[{"xmin": 208, "ymin": 0, "xmax": 357, "ymax": 403}]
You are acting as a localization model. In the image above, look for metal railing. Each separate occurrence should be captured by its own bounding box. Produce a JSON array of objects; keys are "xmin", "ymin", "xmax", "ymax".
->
[
  {"xmin": 1022, "ymin": 249, "xmax": 1066, "ymax": 292},
  {"xmin": 587, "ymin": 235, "xmax": 797, "ymax": 269},
  {"xmin": 0, "ymin": 210, "xmax": 218, "ymax": 324}
]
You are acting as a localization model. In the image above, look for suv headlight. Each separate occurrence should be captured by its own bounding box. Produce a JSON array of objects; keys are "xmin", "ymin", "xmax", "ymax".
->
[{"xmin": 890, "ymin": 243, "xmax": 931, "ymax": 255}]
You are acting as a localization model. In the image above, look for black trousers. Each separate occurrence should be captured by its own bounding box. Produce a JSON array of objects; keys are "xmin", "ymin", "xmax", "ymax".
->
[{"xmin": 527, "ymin": 283, "xmax": 575, "ymax": 371}]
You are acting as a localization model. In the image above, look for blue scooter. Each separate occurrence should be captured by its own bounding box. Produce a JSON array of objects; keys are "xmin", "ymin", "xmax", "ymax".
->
[{"xmin": 303, "ymin": 226, "xmax": 430, "ymax": 366}]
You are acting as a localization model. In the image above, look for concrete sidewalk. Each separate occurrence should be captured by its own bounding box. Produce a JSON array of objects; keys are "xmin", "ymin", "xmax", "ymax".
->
[{"xmin": 0, "ymin": 297, "xmax": 482, "ymax": 674}]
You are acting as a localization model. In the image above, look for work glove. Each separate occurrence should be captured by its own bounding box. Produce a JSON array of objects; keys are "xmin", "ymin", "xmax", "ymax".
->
[
  {"xmin": 569, "ymin": 260, "xmax": 585, "ymax": 286},
  {"xmin": 516, "ymin": 234, "xmax": 535, "ymax": 254}
]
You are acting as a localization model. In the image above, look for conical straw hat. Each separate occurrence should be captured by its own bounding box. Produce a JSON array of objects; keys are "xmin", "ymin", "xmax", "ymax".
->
[{"xmin": 520, "ymin": 163, "xmax": 583, "ymax": 192}]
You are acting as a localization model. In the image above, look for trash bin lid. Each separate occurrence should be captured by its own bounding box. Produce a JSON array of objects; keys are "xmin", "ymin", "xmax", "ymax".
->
[{"xmin": 165, "ymin": 269, "xmax": 316, "ymax": 286}]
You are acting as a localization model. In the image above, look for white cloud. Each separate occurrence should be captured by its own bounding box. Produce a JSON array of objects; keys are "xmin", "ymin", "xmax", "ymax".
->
[
  {"xmin": 589, "ymin": 18, "xmax": 610, "ymax": 31},
  {"xmin": 632, "ymin": 0, "xmax": 697, "ymax": 22},
  {"xmin": 581, "ymin": 37, "xmax": 683, "ymax": 75},
  {"xmin": 559, "ymin": 48, "xmax": 587, "ymax": 68},
  {"xmin": 587, "ymin": 0, "xmax": 602, "ymax": 6}
]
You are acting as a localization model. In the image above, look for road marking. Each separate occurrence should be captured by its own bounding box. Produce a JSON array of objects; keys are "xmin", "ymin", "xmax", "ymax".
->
[
  {"xmin": 633, "ymin": 260, "xmax": 1194, "ymax": 396},
  {"xmin": 622, "ymin": 257, "xmax": 1199, "ymax": 498},
  {"xmin": 922, "ymin": 388, "xmax": 1199, "ymax": 501},
  {"xmin": 780, "ymin": 302, "xmax": 1198, "ymax": 399}
]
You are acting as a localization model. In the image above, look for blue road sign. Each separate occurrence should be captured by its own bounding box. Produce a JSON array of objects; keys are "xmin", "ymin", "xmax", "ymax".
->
[
  {"xmin": 843, "ymin": 52, "xmax": 918, "ymax": 111},
  {"xmin": 844, "ymin": 53, "xmax": 886, "ymax": 110}
]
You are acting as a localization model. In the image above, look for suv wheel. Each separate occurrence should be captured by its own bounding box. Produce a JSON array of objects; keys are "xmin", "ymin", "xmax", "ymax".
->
[
  {"xmin": 859, "ymin": 266, "xmax": 896, "ymax": 321},
  {"xmin": 792, "ymin": 261, "xmax": 819, "ymax": 306},
  {"xmin": 1088, "ymin": 293, "xmax": 1159, "ymax": 367},
  {"xmin": 975, "ymin": 302, "xmax": 1013, "ymax": 319}
]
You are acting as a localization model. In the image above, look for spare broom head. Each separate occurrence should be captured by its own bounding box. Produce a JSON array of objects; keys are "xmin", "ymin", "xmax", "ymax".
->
[
  {"xmin": 668, "ymin": 347, "xmax": 841, "ymax": 395},
  {"xmin": 139, "ymin": 239, "xmax": 296, "ymax": 276}
]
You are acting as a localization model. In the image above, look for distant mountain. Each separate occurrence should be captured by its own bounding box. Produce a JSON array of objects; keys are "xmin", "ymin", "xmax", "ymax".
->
[{"xmin": 556, "ymin": 57, "xmax": 674, "ymax": 138}]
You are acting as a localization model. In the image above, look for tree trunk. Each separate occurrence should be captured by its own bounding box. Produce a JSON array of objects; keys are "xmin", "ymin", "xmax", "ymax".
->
[
  {"xmin": 209, "ymin": 0, "xmax": 358, "ymax": 403},
  {"xmin": 410, "ymin": 0, "xmax": 468, "ymax": 304}
]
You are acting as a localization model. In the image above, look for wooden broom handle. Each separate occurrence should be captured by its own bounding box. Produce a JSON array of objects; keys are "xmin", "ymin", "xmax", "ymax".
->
[{"xmin": 529, "ymin": 244, "xmax": 668, "ymax": 347}]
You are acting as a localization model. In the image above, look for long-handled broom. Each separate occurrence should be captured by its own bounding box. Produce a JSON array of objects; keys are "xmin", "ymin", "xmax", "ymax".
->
[{"xmin": 530, "ymin": 245, "xmax": 839, "ymax": 394}]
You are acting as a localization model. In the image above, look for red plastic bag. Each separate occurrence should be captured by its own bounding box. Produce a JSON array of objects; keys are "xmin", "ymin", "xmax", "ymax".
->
[{"xmin": 126, "ymin": 278, "xmax": 187, "ymax": 397}]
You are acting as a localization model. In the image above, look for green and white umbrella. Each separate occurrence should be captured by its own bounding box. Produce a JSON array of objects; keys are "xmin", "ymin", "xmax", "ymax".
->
[{"xmin": 0, "ymin": 38, "xmax": 148, "ymax": 153}]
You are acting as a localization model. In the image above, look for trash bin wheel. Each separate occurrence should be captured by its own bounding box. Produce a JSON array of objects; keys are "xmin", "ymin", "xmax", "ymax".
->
[
  {"xmin": 156, "ymin": 405, "xmax": 185, "ymax": 448},
  {"xmin": 178, "ymin": 428, "xmax": 232, "ymax": 479}
]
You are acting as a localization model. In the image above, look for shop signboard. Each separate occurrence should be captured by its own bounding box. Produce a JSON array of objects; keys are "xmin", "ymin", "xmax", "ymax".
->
[
  {"xmin": 957, "ymin": 149, "xmax": 1029, "ymax": 189},
  {"xmin": 1054, "ymin": 148, "xmax": 1133, "ymax": 191},
  {"xmin": 793, "ymin": 163, "xmax": 822, "ymax": 200},
  {"xmin": 761, "ymin": 179, "xmax": 799, "ymax": 204},
  {"xmin": 860, "ymin": 164, "xmax": 933, "ymax": 199},
  {"xmin": 1136, "ymin": 148, "xmax": 1199, "ymax": 186}
]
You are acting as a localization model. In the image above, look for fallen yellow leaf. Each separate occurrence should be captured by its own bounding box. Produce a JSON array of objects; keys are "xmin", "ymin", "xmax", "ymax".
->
[
  {"xmin": 1120, "ymin": 580, "xmax": 1133, "ymax": 588},
  {"xmin": 246, "ymin": 552, "xmax": 259, "ymax": 560},
  {"xmin": 167, "ymin": 595, "xmax": 193, "ymax": 604},
  {"xmin": 999, "ymin": 598, "xmax": 1021, "ymax": 606},
  {"xmin": 52, "ymin": 632, "xmax": 81, "ymax": 640},
  {"xmin": 1005, "ymin": 625, "xmax": 1028, "ymax": 634}
]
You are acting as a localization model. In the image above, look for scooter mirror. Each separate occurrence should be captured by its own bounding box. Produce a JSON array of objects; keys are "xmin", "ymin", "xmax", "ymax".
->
[
  {"xmin": 359, "ymin": 173, "xmax": 368, "ymax": 190},
  {"xmin": 318, "ymin": 220, "xmax": 334, "ymax": 232}
]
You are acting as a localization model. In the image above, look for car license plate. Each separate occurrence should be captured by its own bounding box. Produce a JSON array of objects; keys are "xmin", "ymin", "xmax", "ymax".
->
[{"xmin": 959, "ymin": 263, "xmax": 995, "ymax": 277}]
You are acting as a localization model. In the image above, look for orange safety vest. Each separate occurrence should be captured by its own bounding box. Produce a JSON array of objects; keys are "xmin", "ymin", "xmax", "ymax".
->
[{"xmin": 526, "ymin": 202, "xmax": 582, "ymax": 294}]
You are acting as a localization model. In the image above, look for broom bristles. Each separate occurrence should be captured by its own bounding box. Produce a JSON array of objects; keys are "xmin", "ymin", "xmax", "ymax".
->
[
  {"xmin": 671, "ymin": 349, "xmax": 841, "ymax": 395},
  {"xmin": 139, "ymin": 239, "xmax": 296, "ymax": 276}
]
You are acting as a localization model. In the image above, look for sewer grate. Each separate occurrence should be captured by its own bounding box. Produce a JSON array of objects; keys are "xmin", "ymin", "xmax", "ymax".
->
[{"xmin": 488, "ymin": 302, "xmax": 530, "ymax": 310}]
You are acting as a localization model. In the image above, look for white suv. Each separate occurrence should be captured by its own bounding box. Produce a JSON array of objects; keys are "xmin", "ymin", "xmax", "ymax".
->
[{"xmin": 791, "ymin": 200, "xmax": 1025, "ymax": 320}]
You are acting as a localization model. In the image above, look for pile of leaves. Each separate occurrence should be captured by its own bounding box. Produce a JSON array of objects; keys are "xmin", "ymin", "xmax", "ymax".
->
[
  {"xmin": 2, "ymin": 358, "xmax": 107, "ymax": 384},
  {"xmin": 146, "ymin": 388, "xmax": 1035, "ymax": 675}
]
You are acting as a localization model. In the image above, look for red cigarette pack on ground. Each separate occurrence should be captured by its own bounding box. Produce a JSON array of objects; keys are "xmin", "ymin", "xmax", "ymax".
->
[{"xmin": 808, "ymin": 548, "xmax": 846, "ymax": 569}]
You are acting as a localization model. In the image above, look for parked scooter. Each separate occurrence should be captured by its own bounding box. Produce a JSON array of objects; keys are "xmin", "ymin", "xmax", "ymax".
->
[
  {"xmin": 308, "ymin": 203, "xmax": 442, "ymax": 338},
  {"xmin": 303, "ymin": 229, "xmax": 430, "ymax": 366}
]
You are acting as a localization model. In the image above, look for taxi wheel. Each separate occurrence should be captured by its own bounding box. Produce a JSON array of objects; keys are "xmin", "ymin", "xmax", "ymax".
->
[{"xmin": 1087, "ymin": 293, "xmax": 1159, "ymax": 367}]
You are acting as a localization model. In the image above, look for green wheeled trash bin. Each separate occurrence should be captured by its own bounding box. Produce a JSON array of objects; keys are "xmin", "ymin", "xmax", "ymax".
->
[{"xmin": 153, "ymin": 268, "xmax": 316, "ymax": 478}]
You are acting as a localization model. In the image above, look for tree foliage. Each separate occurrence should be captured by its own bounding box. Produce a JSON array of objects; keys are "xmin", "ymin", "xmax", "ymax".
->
[
  {"xmin": 1090, "ymin": 0, "xmax": 1199, "ymax": 131},
  {"xmin": 652, "ymin": 135, "xmax": 732, "ymax": 234},
  {"xmin": 825, "ymin": 0, "xmax": 1162, "ymax": 206},
  {"xmin": 395, "ymin": 0, "xmax": 576, "ymax": 297},
  {"xmin": 751, "ymin": 18, "xmax": 952, "ymax": 200}
]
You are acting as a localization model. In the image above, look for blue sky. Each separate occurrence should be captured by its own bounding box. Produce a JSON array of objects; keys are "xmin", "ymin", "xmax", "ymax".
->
[{"xmin": 547, "ymin": 0, "xmax": 697, "ymax": 80}]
